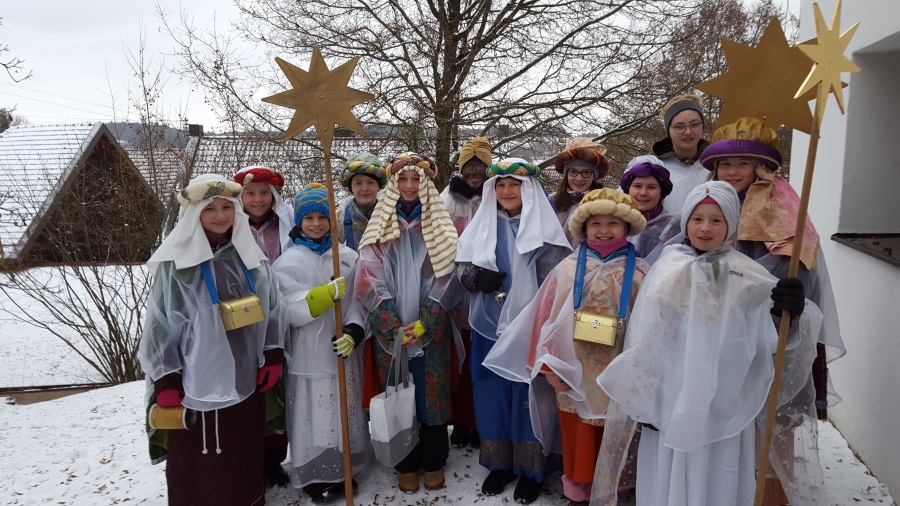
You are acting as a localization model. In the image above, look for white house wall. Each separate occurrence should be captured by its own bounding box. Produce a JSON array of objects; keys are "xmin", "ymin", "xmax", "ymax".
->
[{"xmin": 793, "ymin": 0, "xmax": 900, "ymax": 498}]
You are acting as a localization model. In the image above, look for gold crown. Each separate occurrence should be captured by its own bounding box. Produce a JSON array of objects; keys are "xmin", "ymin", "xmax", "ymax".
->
[{"xmin": 711, "ymin": 117, "xmax": 778, "ymax": 147}]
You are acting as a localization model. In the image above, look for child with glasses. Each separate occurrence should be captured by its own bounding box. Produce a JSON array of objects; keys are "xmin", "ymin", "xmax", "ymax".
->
[{"xmin": 551, "ymin": 137, "xmax": 610, "ymax": 249}]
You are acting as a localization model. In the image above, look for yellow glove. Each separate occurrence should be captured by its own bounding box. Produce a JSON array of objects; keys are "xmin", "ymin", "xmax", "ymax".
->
[
  {"xmin": 402, "ymin": 320, "xmax": 426, "ymax": 342},
  {"xmin": 306, "ymin": 277, "xmax": 346, "ymax": 318}
]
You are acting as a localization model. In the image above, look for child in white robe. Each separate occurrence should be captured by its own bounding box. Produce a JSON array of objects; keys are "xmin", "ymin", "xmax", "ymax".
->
[
  {"xmin": 591, "ymin": 181, "xmax": 824, "ymax": 506},
  {"xmin": 272, "ymin": 183, "xmax": 372, "ymax": 503}
]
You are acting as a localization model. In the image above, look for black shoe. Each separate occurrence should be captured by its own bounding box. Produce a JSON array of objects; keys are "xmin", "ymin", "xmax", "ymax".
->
[
  {"xmin": 513, "ymin": 476, "xmax": 542, "ymax": 504},
  {"xmin": 469, "ymin": 428, "xmax": 481, "ymax": 448},
  {"xmin": 450, "ymin": 425, "xmax": 471, "ymax": 448},
  {"xmin": 264, "ymin": 464, "xmax": 290, "ymax": 488},
  {"xmin": 482, "ymin": 470, "xmax": 517, "ymax": 496},
  {"xmin": 303, "ymin": 481, "xmax": 357, "ymax": 504}
]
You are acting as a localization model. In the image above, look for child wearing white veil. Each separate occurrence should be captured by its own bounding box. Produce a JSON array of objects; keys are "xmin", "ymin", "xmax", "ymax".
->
[
  {"xmin": 139, "ymin": 174, "xmax": 286, "ymax": 505},
  {"xmin": 456, "ymin": 159, "xmax": 571, "ymax": 504},
  {"xmin": 482, "ymin": 188, "xmax": 649, "ymax": 505},
  {"xmin": 590, "ymin": 181, "xmax": 825, "ymax": 506}
]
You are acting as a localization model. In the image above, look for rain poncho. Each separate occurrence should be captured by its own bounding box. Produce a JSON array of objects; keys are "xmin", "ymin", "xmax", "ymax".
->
[
  {"xmin": 140, "ymin": 184, "xmax": 284, "ymax": 412},
  {"xmin": 483, "ymin": 244, "xmax": 649, "ymax": 436},
  {"xmin": 590, "ymin": 182, "xmax": 825, "ymax": 506},
  {"xmin": 458, "ymin": 175, "xmax": 572, "ymax": 339},
  {"xmin": 456, "ymin": 171, "xmax": 571, "ymax": 481},
  {"xmin": 272, "ymin": 241, "xmax": 372, "ymax": 487},
  {"xmin": 354, "ymin": 161, "xmax": 460, "ymax": 426}
]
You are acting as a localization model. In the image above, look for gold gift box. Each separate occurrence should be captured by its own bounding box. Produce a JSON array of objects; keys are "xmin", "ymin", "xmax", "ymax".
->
[
  {"xmin": 219, "ymin": 294, "xmax": 264, "ymax": 331},
  {"xmin": 573, "ymin": 310, "xmax": 620, "ymax": 347}
]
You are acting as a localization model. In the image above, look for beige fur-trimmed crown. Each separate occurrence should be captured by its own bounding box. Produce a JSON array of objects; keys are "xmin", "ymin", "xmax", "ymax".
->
[{"xmin": 569, "ymin": 188, "xmax": 647, "ymax": 239}]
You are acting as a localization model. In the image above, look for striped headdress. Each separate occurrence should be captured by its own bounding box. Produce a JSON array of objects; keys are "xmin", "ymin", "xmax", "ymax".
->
[{"xmin": 358, "ymin": 152, "xmax": 458, "ymax": 277}]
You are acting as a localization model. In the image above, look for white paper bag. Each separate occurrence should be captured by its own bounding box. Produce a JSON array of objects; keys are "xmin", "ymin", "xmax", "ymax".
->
[{"xmin": 369, "ymin": 333, "xmax": 418, "ymax": 466}]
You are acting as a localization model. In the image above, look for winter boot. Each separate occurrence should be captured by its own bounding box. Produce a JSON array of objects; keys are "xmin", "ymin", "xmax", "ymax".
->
[
  {"xmin": 513, "ymin": 476, "xmax": 542, "ymax": 504},
  {"xmin": 398, "ymin": 472, "xmax": 420, "ymax": 494},
  {"xmin": 482, "ymin": 470, "xmax": 517, "ymax": 496},
  {"xmin": 424, "ymin": 469, "xmax": 445, "ymax": 490},
  {"xmin": 450, "ymin": 426, "xmax": 471, "ymax": 448}
]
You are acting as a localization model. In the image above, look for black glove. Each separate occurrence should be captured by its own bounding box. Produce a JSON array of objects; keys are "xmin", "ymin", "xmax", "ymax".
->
[
  {"xmin": 474, "ymin": 268, "xmax": 507, "ymax": 294},
  {"xmin": 771, "ymin": 277, "xmax": 805, "ymax": 319}
]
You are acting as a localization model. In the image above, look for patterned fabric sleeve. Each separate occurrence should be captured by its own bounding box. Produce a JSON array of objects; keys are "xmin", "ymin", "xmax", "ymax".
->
[
  {"xmin": 367, "ymin": 298, "xmax": 402, "ymax": 341},
  {"xmin": 419, "ymin": 297, "xmax": 444, "ymax": 336}
]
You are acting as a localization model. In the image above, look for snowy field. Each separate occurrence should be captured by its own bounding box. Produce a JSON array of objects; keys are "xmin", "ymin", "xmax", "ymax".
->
[
  {"xmin": 0, "ymin": 381, "xmax": 894, "ymax": 506},
  {"xmin": 0, "ymin": 286, "xmax": 894, "ymax": 505}
]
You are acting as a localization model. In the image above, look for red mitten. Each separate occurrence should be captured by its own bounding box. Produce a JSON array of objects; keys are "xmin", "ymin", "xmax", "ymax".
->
[
  {"xmin": 157, "ymin": 388, "xmax": 183, "ymax": 407},
  {"xmin": 257, "ymin": 364, "xmax": 282, "ymax": 393}
]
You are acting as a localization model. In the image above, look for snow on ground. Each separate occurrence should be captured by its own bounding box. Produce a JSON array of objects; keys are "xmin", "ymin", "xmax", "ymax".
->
[
  {"xmin": 0, "ymin": 314, "xmax": 101, "ymax": 387},
  {"xmin": 0, "ymin": 382, "xmax": 894, "ymax": 505}
]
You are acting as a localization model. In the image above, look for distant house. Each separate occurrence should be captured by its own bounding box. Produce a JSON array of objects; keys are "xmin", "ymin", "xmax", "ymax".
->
[
  {"xmin": 0, "ymin": 123, "xmax": 164, "ymax": 271},
  {"xmin": 793, "ymin": 0, "xmax": 900, "ymax": 499},
  {"xmin": 180, "ymin": 126, "xmax": 574, "ymax": 198},
  {"xmin": 182, "ymin": 130, "xmax": 409, "ymax": 199}
]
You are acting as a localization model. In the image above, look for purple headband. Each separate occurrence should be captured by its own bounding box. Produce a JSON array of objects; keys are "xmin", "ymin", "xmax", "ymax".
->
[{"xmin": 620, "ymin": 162, "xmax": 673, "ymax": 198}]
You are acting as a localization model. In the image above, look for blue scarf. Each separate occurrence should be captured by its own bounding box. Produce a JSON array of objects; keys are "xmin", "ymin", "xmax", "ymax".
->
[
  {"xmin": 397, "ymin": 201, "xmax": 422, "ymax": 222},
  {"xmin": 292, "ymin": 230, "xmax": 333, "ymax": 255}
]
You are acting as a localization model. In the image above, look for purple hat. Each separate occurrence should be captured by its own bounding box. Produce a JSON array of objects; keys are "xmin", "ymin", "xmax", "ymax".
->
[
  {"xmin": 620, "ymin": 161, "xmax": 673, "ymax": 199},
  {"xmin": 700, "ymin": 139, "xmax": 783, "ymax": 171}
]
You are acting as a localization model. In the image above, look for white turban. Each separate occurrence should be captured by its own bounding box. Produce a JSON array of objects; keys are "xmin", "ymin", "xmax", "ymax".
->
[{"xmin": 679, "ymin": 181, "xmax": 741, "ymax": 241}]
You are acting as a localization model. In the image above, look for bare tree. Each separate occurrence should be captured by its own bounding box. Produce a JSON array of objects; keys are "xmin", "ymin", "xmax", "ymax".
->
[
  {"xmin": 598, "ymin": 0, "xmax": 797, "ymax": 175},
  {"xmin": 0, "ymin": 34, "xmax": 180, "ymax": 385},
  {"xmin": 1, "ymin": 16, "xmax": 32, "ymax": 82},
  {"xmin": 0, "ymin": 141, "xmax": 163, "ymax": 384},
  {"xmin": 159, "ymin": 0, "xmax": 707, "ymax": 189}
]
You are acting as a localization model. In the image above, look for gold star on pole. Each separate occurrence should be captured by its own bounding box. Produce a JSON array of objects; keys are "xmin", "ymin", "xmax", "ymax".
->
[
  {"xmin": 262, "ymin": 46, "xmax": 374, "ymax": 153},
  {"xmin": 795, "ymin": 0, "xmax": 860, "ymax": 125},
  {"xmin": 696, "ymin": 17, "xmax": 818, "ymax": 134}
]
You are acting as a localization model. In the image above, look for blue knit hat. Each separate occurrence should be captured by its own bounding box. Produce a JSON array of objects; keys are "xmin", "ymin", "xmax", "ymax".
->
[{"xmin": 293, "ymin": 183, "xmax": 330, "ymax": 225}]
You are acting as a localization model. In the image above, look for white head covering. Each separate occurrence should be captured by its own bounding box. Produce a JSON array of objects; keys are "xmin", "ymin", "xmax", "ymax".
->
[
  {"xmin": 234, "ymin": 166, "xmax": 294, "ymax": 251},
  {"xmin": 147, "ymin": 174, "xmax": 266, "ymax": 275},
  {"xmin": 679, "ymin": 181, "xmax": 741, "ymax": 242},
  {"xmin": 457, "ymin": 160, "xmax": 570, "ymax": 270},
  {"xmin": 625, "ymin": 154, "xmax": 666, "ymax": 171}
]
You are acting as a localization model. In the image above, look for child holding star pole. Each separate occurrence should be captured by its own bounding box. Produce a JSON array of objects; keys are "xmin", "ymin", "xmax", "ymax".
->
[{"xmin": 272, "ymin": 183, "xmax": 372, "ymax": 503}]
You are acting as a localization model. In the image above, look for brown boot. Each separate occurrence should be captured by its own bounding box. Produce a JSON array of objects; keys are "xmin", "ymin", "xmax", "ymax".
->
[
  {"xmin": 398, "ymin": 472, "xmax": 419, "ymax": 494},
  {"xmin": 424, "ymin": 469, "xmax": 445, "ymax": 490}
]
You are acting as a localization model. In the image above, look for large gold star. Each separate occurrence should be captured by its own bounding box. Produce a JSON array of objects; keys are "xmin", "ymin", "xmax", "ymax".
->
[
  {"xmin": 696, "ymin": 17, "xmax": 817, "ymax": 134},
  {"xmin": 262, "ymin": 47, "xmax": 374, "ymax": 152},
  {"xmin": 795, "ymin": 0, "xmax": 860, "ymax": 125}
]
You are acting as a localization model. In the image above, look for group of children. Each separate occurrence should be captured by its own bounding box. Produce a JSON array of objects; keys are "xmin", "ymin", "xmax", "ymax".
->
[{"xmin": 138, "ymin": 93, "xmax": 844, "ymax": 506}]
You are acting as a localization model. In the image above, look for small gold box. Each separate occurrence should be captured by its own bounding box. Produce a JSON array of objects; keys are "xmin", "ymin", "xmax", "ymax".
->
[
  {"xmin": 219, "ymin": 294, "xmax": 265, "ymax": 331},
  {"xmin": 573, "ymin": 311, "xmax": 620, "ymax": 347}
]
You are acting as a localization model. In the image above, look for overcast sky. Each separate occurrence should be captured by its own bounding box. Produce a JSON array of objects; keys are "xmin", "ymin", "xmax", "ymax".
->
[
  {"xmin": 2, "ymin": 0, "xmax": 803, "ymax": 132},
  {"xmin": 1, "ymin": 1, "xmax": 241, "ymax": 130}
]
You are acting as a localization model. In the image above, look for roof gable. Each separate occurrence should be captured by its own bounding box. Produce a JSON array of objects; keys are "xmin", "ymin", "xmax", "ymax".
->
[{"xmin": 0, "ymin": 123, "xmax": 159, "ymax": 262}]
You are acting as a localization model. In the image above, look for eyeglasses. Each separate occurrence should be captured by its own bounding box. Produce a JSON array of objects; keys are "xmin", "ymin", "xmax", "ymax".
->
[
  {"xmin": 567, "ymin": 170, "xmax": 595, "ymax": 179},
  {"xmin": 671, "ymin": 121, "xmax": 703, "ymax": 134}
]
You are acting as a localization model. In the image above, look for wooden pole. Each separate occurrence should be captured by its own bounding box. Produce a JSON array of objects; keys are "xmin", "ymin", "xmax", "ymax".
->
[
  {"xmin": 753, "ymin": 106, "xmax": 821, "ymax": 506},
  {"xmin": 322, "ymin": 148, "xmax": 355, "ymax": 505}
]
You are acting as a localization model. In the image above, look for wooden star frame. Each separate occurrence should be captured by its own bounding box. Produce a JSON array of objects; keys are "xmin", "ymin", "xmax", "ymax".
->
[{"xmin": 263, "ymin": 46, "xmax": 374, "ymax": 506}]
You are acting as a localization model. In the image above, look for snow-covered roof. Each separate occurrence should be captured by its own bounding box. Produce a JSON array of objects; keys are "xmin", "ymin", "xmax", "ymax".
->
[
  {"xmin": 124, "ymin": 147, "xmax": 186, "ymax": 197},
  {"xmin": 185, "ymin": 134, "xmax": 408, "ymax": 197},
  {"xmin": 0, "ymin": 123, "xmax": 157, "ymax": 262},
  {"xmin": 0, "ymin": 123, "xmax": 104, "ymax": 259}
]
